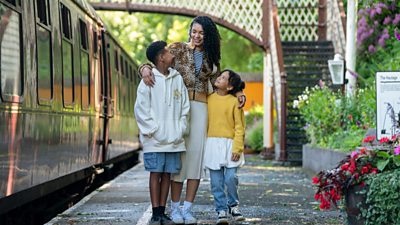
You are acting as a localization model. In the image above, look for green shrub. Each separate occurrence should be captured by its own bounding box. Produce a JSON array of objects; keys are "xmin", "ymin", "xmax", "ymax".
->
[
  {"xmin": 245, "ymin": 105, "xmax": 263, "ymax": 128},
  {"xmin": 295, "ymin": 85, "xmax": 376, "ymax": 152},
  {"xmin": 295, "ymin": 85, "xmax": 342, "ymax": 146},
  {"xmin": 361, "ymin": 169, "xmax": 400, "ymax": 225},
  {"xmin": 246, "ymin": 121, "xmax": 263, "ymax": 152}
]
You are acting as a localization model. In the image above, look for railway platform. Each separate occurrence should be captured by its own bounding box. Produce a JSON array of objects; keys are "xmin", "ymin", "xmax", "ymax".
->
[{"xmin": 45, "ymin": 154, "xmax": 345, "ymax": 225}]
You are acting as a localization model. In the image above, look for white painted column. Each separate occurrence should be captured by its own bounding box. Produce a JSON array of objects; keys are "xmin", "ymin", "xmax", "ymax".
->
[
  {"xmin": 263, "ymin": 50, "xmax": 274, "ymax": 152},
  {"xmin": 345, "ymin": 0, "xmax": 358, "ymax": 96}
]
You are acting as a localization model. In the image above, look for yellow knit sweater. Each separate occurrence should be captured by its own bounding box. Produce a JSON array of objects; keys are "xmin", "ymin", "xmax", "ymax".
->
[{"xmin": 207, "ymin": 93, "xmax": 245, "ymax": 154}]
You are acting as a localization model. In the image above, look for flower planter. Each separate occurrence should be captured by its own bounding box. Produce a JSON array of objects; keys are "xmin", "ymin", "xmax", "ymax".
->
[
  {"xmin": 345, "ymin": 184, "xmax": 368, "ymax": 225},
  {"xmin": 302, "ymin": 144, "xmax": 347, "ymax": 174}
]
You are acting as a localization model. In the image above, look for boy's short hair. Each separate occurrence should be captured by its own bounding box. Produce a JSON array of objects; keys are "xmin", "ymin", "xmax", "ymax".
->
[{"xmin": 146, "ymin": 40, "xmax": 167, "ymax": 65}]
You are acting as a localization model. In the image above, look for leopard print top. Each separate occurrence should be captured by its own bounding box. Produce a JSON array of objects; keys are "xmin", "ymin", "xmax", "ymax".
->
[{"xmin": 168, "ymin": 42, "xmax": 220, "ymax": 93}]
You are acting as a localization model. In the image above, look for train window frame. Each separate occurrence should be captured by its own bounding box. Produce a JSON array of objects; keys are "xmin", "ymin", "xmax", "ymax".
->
[
  {"xmin": 114, "ymin": 49, "xmax": 118, "ymax": 72},
  {"xmin": 92, "ymin": 28, "xmax": 98, "ymax": 58},
  {"xmin": 60, "ymin": 3, "xmax": 74, "ymax": 108},
  {"xmin": 1, "ymin": 0, "xmax": 20, "ymax": 9},
  {"xmin": 35, "ymin": 0, "xmax": 53, "ymax": 105},
  {"xmin": 0, "ymin": 1, "xmax": 24, "ymax": 103},
  {"xmin": 120, "ymin": 55, "xmax": 124, "ymax": 76},
  {"xmin": 124, "ymin": 60, "xmax": 128, "ymax": 79},
  {"xmin": 35, "ymin": 0, "xmax": 50, "ymax": 26},
  {"xmin": 79, "ymin": 18, "xmax": 90, "ymax": 110}
]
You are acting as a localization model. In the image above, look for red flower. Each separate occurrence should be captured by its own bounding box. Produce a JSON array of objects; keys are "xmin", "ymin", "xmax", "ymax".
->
[
  {"xmin": 348, "ymin": 114, "xmax": 353, "ymax": 121},
  {"xmin": 363, "ymin": 135, "xmax": 376, "ymax": 143},
  {"xmin": 312, "ymin": 177, "xmax": 320, "ymax": 184},
  {"xmin": 379, "ymin": 137, "xmax": 389, "ymax": 143},
  {"xmin": 361, "ymin": 166, "xmax": 369, "ymax": 174}
]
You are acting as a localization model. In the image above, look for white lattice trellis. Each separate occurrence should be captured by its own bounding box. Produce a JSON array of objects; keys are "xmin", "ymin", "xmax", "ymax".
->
[
  {"xmin": 89, "ymin": 0, "xmax": 265, "ymax": 44},
  {"xmin": 276, "ymin": 0, "xmax": 318, "ymax": 41}
]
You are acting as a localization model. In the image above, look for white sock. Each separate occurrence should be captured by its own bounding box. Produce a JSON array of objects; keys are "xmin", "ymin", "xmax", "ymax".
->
[
  {"xmin": 183, "ymin": 201, "xmax": 193, "ymax": 211},
  {"xmin": 171, "ymin": 200, "xmax": 180, "ymax": 209}
]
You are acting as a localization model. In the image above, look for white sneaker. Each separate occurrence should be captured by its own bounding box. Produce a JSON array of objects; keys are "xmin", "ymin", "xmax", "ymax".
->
[
  {"xmin": 216, "ymin": 210, "xmax": 229, "ymax": 224},
  {"xmin": 229, "ymin": 205, "xmax": 245, "ymax": 221},
  {"xmin": 182, "ymin": 207, "xmax": 197, "ymax": 224},
  {"xmin": 171, "ymin": 206, "xmax": 184, "ymax": 224}
]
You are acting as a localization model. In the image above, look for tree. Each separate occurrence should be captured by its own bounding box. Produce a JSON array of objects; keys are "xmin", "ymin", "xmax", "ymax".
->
[{"xmin": 99, "ymin": 12, "xmax": 263, "ymax": 72}]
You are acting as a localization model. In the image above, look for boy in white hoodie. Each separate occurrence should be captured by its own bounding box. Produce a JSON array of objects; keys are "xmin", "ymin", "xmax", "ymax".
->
[{"xmin": 134, "ymin": 41, "xmax": 190, "ymax": 225}]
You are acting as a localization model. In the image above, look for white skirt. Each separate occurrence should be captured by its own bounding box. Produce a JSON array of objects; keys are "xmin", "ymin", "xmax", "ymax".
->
[
  {"xmin": 203, "ymin": 137, "xmax": 245, "ymax": 170},
  {"xmin": 172, "ymin": 101, "xmax": 208, "ymax": 182}
]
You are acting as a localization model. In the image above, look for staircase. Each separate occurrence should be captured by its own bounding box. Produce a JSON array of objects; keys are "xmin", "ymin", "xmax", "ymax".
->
[{"xmin": 282, "ymin": 41, "xmax": 335, "ymax": 164}]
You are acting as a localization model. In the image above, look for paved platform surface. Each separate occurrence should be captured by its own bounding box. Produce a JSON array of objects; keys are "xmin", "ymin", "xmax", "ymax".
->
[{"xmin": 46, "ymin": 155, "xmax": 345, "ymax": 225}]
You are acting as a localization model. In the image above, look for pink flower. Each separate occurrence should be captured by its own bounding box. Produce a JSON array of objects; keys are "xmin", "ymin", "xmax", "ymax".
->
[
  {"xmin": 394, "ymin": 146, "xmax": 400, "ymax": 155},
  {"xmin": 351, "ymin": 151, "xmax": 358, "ymax": 158}
]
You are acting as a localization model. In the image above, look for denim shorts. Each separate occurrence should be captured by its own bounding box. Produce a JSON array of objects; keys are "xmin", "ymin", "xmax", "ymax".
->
[{"xmin": 143, "ymin": 152, "xmax": 181, "ymax": 173}]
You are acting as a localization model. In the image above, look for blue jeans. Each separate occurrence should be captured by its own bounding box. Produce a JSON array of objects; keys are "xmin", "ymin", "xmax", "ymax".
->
[{"xmin": 209, "ymin": 167, "xmax": 239, "ymax": 212}]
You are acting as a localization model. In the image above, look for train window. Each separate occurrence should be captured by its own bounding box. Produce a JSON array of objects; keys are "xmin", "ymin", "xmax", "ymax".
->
[
  {"xmin": 35, "ymin": 0, "xmax": 52, "ymax": 104},
  {"xmin": 92, "ymin": 29, "xmax": 98, "ymax": 57},
  {"xmin": 79, "ymin": 19, "xmax": 90, "ymax": 109},
  {"xmin": 0, "ymin": 3, "xmax": 23, "ymax": 101},
  {"xmin": 36, "ymin": 26, "xmax": 52, "ymax": 102},
  {"xmin": 4, "ymin": 0, "xmax": 19, "ymax": 7},
  {"xmin": 62, "ymin": 39, "xmax": 73, "ymax": 105},
  {"xmin": 125, "ymin": 60, "xmax": 128, "ymax": 79},
  {"xmin": 60, "ymin": 3, "xmax": 71, "ymax": 40},
  {"xmin": 120, "ymin": 55, "xmax": 124, "ymax": 76},
  {"xmin": 36, "ymin": 0, "xmax": 50, "ymax": 26},
  {"xmin": 79, "ymin": 19, "xmax": 88, "ymax": 50},
  {"xmin": 114, "ymin": 50, "xmax": 118, "ymax": 71},
  {"xmin": 60, "ymin": 3, "xmax": 73, "ymax": 106}
]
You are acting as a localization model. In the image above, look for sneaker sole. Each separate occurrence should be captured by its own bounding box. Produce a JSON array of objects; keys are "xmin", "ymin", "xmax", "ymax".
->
[{"xmin": 234, "ymin": 216, "xmax": 245, "ymax": 221}]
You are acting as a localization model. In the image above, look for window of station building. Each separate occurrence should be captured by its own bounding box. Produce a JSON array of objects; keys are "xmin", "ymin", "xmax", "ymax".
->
[
  {"xmin": 79, "ymin": 19, "xmax": 90, "ymax": 109},
  {"xmin": 35, "ymin": 0, "xmax": 53, "ymax": 104},
  {"xmin": 60, "ymin": 3, "xmax": 74, "ymax": 106},
  {"xmin": 0, "ymin": 2, "xmax": 23, "ymax": 102}
]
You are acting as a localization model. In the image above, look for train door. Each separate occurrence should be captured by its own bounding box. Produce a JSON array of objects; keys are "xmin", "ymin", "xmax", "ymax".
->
[{"xmin": 99, "ymin": 29, "xmax": 112, "ymax": 162}]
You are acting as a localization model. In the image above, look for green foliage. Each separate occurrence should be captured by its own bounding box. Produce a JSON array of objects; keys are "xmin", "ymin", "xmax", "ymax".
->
[
  {"xmin": 295, "ymin": 85, "xmax": 376, "ymax": 151},
  {"xmin": 246, "ymin": 121, "xmax": 263, "ymax": 152},
  {"xmin": 98, "ymin": 12, "xmax": 190, "ymax": 64},
  {"xmin": 355, "ymin": 1, "xmax": 400, "ymax": 87},
  {"xmin": 98, "ymin": 12, "xmax": 263, "ymax": 72},
  {"xmin": 295, "ymin": 85, "xmax": 342, "ymax": 146},
  {"xmin": 357, "ymin": 40, "xmax": 400, "ymax": 86},
  {"xmin": 361, "ymin": 169, "xmax": 400, "ymax": 225},
  {"xmin": 325, "ymin": 129, "xmax": 365, "ymax": 152},
  {"xmin": 245, "ymin": 105, "xmax": 263, "ymax": 128}
]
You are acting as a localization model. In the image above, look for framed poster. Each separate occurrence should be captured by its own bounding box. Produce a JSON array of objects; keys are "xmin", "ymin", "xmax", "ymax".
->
[{"xmin": 376, "ymin": 71, "xmax": 400, "ymax": 140}]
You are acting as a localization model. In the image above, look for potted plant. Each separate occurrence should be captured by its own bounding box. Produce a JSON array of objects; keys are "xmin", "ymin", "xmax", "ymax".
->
[{"xmin": 312, "ymin": 135, "xmax": 400, "ymax": 225}]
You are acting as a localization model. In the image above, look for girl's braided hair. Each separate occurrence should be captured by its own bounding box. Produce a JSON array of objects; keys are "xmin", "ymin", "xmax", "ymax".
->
[{"xmin": 189, "ymin": 16, "xmax": 221, "ymax": 66}]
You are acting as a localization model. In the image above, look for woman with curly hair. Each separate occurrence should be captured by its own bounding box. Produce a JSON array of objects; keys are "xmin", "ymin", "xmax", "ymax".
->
[{"xmin": 139, "ymin": 16, "xmax": 245, "ymax": 224}]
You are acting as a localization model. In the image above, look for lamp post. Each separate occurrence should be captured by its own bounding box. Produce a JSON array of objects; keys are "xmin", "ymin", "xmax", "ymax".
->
[{"xmin": 328, "ymin": 54, "xmax": 346, "ymax": 94}]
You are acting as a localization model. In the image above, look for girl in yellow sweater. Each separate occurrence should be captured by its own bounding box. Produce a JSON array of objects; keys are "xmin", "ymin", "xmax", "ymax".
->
[{"xmin": 203, "ymin": 69, "xmax": 246, "ymax": 224}]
